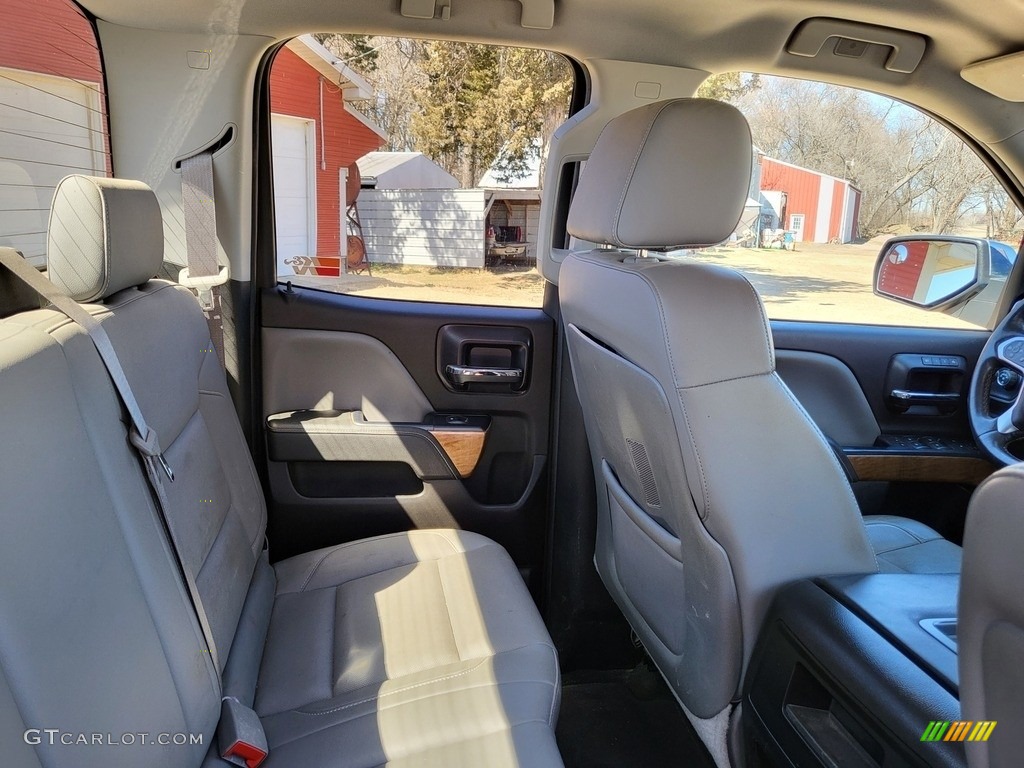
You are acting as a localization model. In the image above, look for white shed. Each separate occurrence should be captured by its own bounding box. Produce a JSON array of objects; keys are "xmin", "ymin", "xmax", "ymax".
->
[
  {"xmin": 360, "ymin": 189, "xmax": 486, "ymax": 268},
  {"xmin": 359, "ymin": 152, "xmax": 459, "ymax": 190}
]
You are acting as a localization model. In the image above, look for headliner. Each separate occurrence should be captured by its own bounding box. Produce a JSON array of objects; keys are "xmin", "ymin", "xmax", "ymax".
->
[{"xmin": 79, "ymin": 0, "xmax": 1024, "ymax": 167}]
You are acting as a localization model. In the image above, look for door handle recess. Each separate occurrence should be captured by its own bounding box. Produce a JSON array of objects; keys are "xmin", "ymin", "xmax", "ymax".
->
[
  {"xmin": 437, "ymin": 324, "xmax": 532, "ymax": 393},
  {"xmin": 446, "ymin": 364, "xmax": 523, "ymax": 386}
]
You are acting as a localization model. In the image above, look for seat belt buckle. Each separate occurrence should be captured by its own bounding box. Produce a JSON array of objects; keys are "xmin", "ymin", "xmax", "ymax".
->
[
  {"xmin": 157, "ymin": 453, "xmax": 175, "ymax": 483},
  {"xmin": 179, "ymin": 265, "xmax": 229, "ymax": 311},
  {"xmin": 218, "ymin": 697, "xmax": 268, "ymax": 768},
  {"xmin": 129, "ymin": 425, "xmax": 175, "ymax": 483}
]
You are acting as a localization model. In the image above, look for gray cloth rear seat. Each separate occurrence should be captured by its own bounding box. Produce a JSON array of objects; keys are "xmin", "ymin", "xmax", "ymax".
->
[{"xmin": 0, "ymin": 175, "xmax": 561, "ymax": 767}]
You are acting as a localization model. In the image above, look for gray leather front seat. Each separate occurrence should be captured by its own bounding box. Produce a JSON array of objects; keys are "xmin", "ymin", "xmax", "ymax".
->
[
  {"xmin": 558, "ymin": 98, "xmax": 961, "ymax": 764},
  {"xmin": 959, "ymin": 464, "xmax": 1024, "ymax": 768}
]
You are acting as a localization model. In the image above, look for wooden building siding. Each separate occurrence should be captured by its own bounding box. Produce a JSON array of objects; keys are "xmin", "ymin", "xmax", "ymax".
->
[
  {"xmin": 814, "ymin": 176, "xmax": 834, "ymax": 242},
  {"xmin": 760, "ymin": 157, "xmax": 860, "ymax": 243},
  {"xmin": 0, "ymin": 0, "xmax": 104, "ymax": 83},
  {"xmin": 269, "ymin": 46, "xmax": 383, "ymax": 258},
  {"xmin": 360, "ymin": 190, "xmax": 486, "ymax": 268},
  {"xmin": 761, "ymin": 157, "xmax": 821, "ymax": 241},
  {"xmin": 829, "ymin": 179, "xmax": 846, "ymax": 242},
  {"xmin": 850, "ymin": 192, "xmax": 862, "ymax": 240}
]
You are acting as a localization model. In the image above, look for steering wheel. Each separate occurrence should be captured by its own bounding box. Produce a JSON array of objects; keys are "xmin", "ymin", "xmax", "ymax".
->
[{"xmin": 969, "ymin": 297, "xmax": 1024, "ymax": 465}]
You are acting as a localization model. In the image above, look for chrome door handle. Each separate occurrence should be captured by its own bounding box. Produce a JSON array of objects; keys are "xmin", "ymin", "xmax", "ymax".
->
[
  {"xmin": 445, "ymin": 364, "xmax": 523, "ymax": 386},
  {"xmin": 890, "ymin": 389, "xmax": 960, "ymax": 404}
]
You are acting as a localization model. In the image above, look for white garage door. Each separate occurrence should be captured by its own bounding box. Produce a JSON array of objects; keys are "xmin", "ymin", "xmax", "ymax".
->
[
  {"xmin": 0, "ymin": 68, "xmax": 108, "ymax": 267},
  {"xmin": 271, "ymin": 115, "xmax": 315, "ymax": 277}
]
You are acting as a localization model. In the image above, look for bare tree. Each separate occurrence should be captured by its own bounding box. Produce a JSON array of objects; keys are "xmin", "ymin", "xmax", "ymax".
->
[
  {"xmin": 738, "ymin": 77, "xmax": 1016, "ymax": 237},
  {"xmin": 320, "ymin": 35, "xmax": 428, "ymax": 152},
  {"xmin": 980, "ymin": 178, "xmax": 1023, "ymax": 239},
  {"xmin": 912, "ymin": 125, "xmax": 991, "ymax": 232}
]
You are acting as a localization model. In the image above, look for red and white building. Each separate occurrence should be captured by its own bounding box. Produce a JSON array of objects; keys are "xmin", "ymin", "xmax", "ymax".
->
[
  {"xmin": 757, "ymin": 155, "xmax": 862, "ymax": 244},
  {"xmin": 0, "ymin": 0, "xmax": 111, "ymax": 265},
  {"xmin": 269, "ymin": 35, "xmax": 387, "ymax": 276}
]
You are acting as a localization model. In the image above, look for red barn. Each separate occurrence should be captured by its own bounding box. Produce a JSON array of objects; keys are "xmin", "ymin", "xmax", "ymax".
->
[
  {"xmin": 758, "ymin": 155, "xmax": 861, "ymax": 244},
  {"xmin": 269, "ymin": 36, "xmax": 387, "ymax": 277},
  {"xmin": 876, "ymin": 240, "xmax": 929, "ymax": 300}
]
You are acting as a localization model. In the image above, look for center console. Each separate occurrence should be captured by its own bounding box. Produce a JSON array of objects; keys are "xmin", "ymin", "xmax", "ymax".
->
[{"xmin": 742, "ymin": 574, "xmax": 966, "ymax": 768}]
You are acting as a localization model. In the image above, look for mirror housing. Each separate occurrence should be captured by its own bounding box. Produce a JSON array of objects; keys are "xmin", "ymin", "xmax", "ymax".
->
[{"xmin": 873, "ymin": 235, "xmax": 988, "ymax": 311}]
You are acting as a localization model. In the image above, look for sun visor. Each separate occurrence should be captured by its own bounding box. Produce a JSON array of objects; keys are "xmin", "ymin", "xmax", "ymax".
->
[{"xmin": 962, "ymin": 51, "xmax": 1024, "ymax": 101}]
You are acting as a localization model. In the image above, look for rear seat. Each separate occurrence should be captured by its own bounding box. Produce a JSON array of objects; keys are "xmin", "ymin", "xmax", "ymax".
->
[{"xmin": 0, "ymin": 176, "xmax": 562, "ymax": 767}]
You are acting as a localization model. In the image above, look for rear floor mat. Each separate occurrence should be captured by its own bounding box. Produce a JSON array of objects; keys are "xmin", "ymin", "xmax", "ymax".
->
[{"xmin": 556, "ymin": 664, "xmax": 716, "ymax": 767}]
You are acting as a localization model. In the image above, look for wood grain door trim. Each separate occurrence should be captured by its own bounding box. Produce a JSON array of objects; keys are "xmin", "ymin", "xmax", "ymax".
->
[{"xmin": 847, "ymin": 454, "xmax": 996, "ymax": 485}]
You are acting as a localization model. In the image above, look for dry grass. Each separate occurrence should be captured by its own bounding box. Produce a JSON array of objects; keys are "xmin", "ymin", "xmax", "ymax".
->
[{"xmin": 289, "ymin": 243, "xmax": 986, "ymax": 329}]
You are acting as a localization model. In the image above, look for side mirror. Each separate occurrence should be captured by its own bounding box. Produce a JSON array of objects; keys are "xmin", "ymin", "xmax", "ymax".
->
[{"xmin": 873, "ymin": 235, "xmax": 988, "ymax": 311}]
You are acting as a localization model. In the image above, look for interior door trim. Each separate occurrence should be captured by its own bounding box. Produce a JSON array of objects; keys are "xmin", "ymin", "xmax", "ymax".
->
[{"xmin": 847, "ymin": 454, "xmax": 995, "ymax": 484}]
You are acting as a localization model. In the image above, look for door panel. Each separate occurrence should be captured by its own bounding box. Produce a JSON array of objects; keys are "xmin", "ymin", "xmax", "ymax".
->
[
  {"xmin": 259, "ymin": 284, "xmax": 554, "ymax": 573},
  {"xmin": 773, "ymin": 320, "xmax": 996, "ymax": 542},
  {"xmin": 776, "ymin": 349, "xmax": 879, "ymax": 447},
  {"xmin": 773, "ymin": 321, "xmax": 990, "ymax": 437},
  {"xmin": 263, "ymin": 328, "xmax": 433, "ymax": 422}
]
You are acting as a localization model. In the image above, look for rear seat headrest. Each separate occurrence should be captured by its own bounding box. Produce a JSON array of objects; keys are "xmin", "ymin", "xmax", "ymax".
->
[
  {"xmin": 47, "ymin": 175, "xmax": 164, "ymax": 303},
  {"xmin": 567, "ymin": 98, "xmax": 753, "ymax": 250}
]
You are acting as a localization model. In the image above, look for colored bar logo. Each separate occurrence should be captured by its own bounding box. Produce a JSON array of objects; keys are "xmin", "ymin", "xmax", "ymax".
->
[{"xmin": 921, "ymin": 721, "xmax": 997, "ymax": 742}]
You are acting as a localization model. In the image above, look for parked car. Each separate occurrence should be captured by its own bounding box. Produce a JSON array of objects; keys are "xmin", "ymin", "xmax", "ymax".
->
[{"xmin": 989, "ymin": 240, "xmax": 1018, "ymax": 278}]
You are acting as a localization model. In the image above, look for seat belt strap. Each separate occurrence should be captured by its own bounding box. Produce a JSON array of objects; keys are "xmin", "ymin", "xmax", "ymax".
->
[
  {"xmin": 180, "ymin": 150, "xmax": 228, "ymax": 367},
  {"xmin": 0, "ymin": 247, "xmax": 221, "ymax": 673}
]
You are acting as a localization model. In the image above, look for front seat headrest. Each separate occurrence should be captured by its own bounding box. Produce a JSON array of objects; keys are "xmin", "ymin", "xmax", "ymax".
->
[
  {"xmin": 567, "ymin": 98, "xmax": 753, "ymax": 250},
  {"xmin": 47, "ymin": 175, "xmax": 164, "ymax": 303}
]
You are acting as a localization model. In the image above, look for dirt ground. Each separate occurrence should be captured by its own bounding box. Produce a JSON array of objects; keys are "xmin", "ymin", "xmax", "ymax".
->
[
  {"xmin": 291, "ymin": 262, "xmax": 549, "ymax": 307},
  {"xmin": 290, "ymin": 242, "xmax": 984, "ymax": 330}
]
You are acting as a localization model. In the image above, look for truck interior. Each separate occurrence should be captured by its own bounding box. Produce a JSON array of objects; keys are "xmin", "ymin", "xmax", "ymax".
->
[{"xmin": 2, "ymin": 0, "xmax": 1024, "ymax": 766}]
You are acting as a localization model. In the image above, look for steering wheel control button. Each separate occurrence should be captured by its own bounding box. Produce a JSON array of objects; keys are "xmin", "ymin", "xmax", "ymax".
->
[
  {"xmin": 996, "ymin": 368, "xmax": 1022, "ymax": 389},
  {"xmin": 999, "ymin": 339, "xmax": 1024, "ymax": 368}
]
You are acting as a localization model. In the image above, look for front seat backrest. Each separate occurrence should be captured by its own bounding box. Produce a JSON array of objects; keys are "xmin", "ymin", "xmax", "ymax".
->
[
  {"xmin": 559, "ymin": 98, "xmax": 880, "ymax": 722},
  {"xmin": 959, "ymin": 465, "xmax": 1024, "ymax": 768}
]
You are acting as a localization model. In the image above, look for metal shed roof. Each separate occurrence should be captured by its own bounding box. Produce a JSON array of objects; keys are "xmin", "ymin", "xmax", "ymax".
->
[{"xmin": 359, "ymin": 152, "xmax": 460, "ymax": 189}]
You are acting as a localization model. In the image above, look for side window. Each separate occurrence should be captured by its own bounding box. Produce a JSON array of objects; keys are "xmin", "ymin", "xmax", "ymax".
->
[
  {"xmin": 0, "ymin": 0, "xmax": 111, "ymax": 268},
  {"xmin": 267, "ymin": 35, "xmax": 572, "ymax": 307},
  {"xmin": 683, "ymin": 75, "xmax": 1023, "ymax": 330}
]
